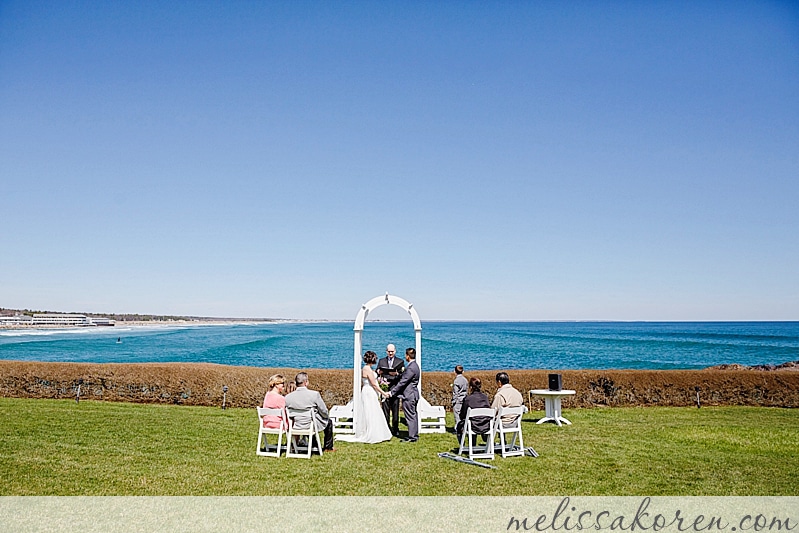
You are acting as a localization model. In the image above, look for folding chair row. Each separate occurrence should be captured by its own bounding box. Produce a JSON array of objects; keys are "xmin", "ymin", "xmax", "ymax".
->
[
  {"xmin": 458, "ymin": 405, "xmax": 529, "ymax": 460},
  {"xmin": 256, "ymin": 407, "xmax": 324, "ymax": 459}
]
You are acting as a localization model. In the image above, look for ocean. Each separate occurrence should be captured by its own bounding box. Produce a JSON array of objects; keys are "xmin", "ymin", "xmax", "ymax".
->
[{"xmin": 1, "ymin": 321, "xmax": 797, "ymax": 371}]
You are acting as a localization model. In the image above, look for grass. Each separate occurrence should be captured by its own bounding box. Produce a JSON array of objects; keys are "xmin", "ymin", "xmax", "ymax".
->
[{"xmin": 1, "ymin": 397, "xmax": 797, "ymax": 495}]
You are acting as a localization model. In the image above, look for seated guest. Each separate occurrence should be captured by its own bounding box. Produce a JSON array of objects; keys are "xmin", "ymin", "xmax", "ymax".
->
[
  {"xmin": 457, "ymin": 377, "xmax": 492, "ymax": 443},
  {"xmin": 262, "ymin": 374, "xmax": 287, "ymax": 429},
  {"xmin": 491, "ymin": 371, "xmax": 524, "ymax": 427},
  {"xmin": 284, "ymin": 372, "xmax": 335, "ymax": 452}
]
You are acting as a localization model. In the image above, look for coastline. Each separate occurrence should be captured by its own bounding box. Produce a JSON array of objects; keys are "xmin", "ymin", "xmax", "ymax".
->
[
  {"xmin": 2, "ymin": 360, "xmax": 797, "ymax": 409},
  {"xmin": 0, "ymin": 319, "xmax": 278, "ymax": 330},
  {"xmin": 0, "ymin": 318, "xmax": 353, "ymax": 331}
]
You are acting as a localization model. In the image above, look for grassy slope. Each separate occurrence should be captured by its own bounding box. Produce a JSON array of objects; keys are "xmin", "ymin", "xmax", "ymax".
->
[{"xmin": 1, "ymin": 398, "xmax": 796, "ymax": 495}]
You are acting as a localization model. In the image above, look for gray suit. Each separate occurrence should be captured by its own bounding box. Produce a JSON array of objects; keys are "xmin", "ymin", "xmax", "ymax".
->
[
  {"xmin": 285, "ymin": 385, "xmax": 334, "ymax": 450},
  {"xmin": 452, "ymin": 374, "xmax": 468, "ymax": 431},
  {"xmin": 390, "ymin": 360, "xmax": 420, "ymax": 441}
]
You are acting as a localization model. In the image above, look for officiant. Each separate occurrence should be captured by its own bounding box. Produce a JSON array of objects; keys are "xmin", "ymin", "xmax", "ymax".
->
[{"xmin": 377, "ymin": 343, "xmax": 404, "ymax": 437}]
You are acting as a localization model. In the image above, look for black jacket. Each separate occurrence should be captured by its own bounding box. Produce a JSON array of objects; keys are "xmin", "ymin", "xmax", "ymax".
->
[{"xmin": 457, "ymin": 391, "xmax": 491, "ymax": 435}]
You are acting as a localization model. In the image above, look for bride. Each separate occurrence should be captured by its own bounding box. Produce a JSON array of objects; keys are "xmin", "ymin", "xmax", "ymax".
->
[{"xmin": 338, "ymin": 350, "xmax": 392, "ymax": 443}]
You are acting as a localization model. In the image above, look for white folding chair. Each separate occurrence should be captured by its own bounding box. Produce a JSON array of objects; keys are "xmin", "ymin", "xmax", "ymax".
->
[
  {"xmin": 330, "ymin": 403, "xmax": 354, "ymax": 434},
  {"xmin": 286, "ymin": 407, "xmax": 324, "ymax": 459},
  {"xmin": 418, "ymin": 398, "xmax": 447, "ymax": 433},
  {"xmin": 256, "ymin": 407, "xmax": 287, "ymax": 457},
  {"xmin": 458, "ymin": 407, "xmax": 495, "ymax": 460},
  {"xmin": 494, "ymin": 405, "xmax": 527, "ymax": 458}
]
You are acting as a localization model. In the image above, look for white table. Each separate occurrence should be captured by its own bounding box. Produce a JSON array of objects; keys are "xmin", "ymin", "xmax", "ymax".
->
[{"xmin": 529, "ymin": 389, "xmax": 576, "ymax": 426}]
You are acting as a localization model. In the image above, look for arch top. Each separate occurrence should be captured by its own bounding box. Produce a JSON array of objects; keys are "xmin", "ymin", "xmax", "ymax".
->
[{"xmin": 354, "ymin": 293, "xmax": 421, "ymax": 331}]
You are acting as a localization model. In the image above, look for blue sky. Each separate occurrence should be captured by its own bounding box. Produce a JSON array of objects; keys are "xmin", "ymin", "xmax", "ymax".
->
[{"xmin": 1, "ymin": 1, "xmax": 797, "ymax": 320}]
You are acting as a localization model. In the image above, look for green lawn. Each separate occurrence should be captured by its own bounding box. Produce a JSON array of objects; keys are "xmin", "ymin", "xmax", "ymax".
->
[{"xmin": 1, "ymin": 398, "xmax": 796, "ymax": 495}]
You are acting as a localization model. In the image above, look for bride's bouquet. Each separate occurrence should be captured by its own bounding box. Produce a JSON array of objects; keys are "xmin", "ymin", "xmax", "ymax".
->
[{"xmin": 377, "ymin": 377, "xmax": 390, "ymax": 401}]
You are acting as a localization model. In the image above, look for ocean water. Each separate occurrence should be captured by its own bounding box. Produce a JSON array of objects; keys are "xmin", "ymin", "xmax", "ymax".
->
[{"xmin": 1, "ymin": 321, "xmax": 797, "ymax": 371}]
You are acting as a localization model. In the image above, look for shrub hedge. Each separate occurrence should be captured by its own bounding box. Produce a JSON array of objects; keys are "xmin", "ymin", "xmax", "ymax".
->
[{"xmin": 2, "ymin": 360, "xmax": 797, "ymax": 409}]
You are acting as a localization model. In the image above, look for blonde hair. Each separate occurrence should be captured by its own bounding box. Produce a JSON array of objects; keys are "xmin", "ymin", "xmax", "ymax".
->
[{"xmin": 267, "ymin": 374, "xmax": 285, "ymax": 390}]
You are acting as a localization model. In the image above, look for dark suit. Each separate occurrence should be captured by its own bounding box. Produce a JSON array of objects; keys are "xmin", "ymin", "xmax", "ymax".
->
[
  {"xmin": 389, "ymin": 360, "xmax": 419, "ymax": 441},
  {"xmin": 457, "ymin": 391, "xmax": 491, "ymax": 442},
  {"xmin": 377, "ymin": 355, "xmax": 405, "ymax": 435}
]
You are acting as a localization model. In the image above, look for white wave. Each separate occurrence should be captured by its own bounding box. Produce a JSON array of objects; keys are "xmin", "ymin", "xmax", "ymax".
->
[
  {"xmin": 0, "ymin": 329, "xmax": 69, "ymax": 337},
  {"xmin": 0, "ymin": 327, "xmax": 133, "ymax": 338}
]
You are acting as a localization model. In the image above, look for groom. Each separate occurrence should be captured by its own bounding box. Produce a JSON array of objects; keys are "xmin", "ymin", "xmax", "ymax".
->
[{"xmin": 388, "ymin": 347, "xmax": 420, "ymax": 443}]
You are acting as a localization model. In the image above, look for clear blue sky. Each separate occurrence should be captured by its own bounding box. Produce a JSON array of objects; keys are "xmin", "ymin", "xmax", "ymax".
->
[{"xmin": 1, "ymin": 1, "xmax": 797, "ymax": 320}]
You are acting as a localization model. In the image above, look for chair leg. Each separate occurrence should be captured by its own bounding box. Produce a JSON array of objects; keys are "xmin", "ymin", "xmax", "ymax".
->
[
  {"xmin": 287, "ymin": 431, "xmax": 314, "ymax": 459},
  {"xmin": 499, "ymin": 428, "xmax": 524, "ymax": 458},
  {"xmin": 468, "ymin": 431, "xmax": 477, "ymax": 459},
  {"xmin": 258, "ymin": 430, "xmax": 284, "ymax": 458}
]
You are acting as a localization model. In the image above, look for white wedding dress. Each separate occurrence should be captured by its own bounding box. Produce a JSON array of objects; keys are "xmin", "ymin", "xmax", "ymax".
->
[{"xmin": 338, "ymin": 368, "xmax": 392, "ymax": 443}]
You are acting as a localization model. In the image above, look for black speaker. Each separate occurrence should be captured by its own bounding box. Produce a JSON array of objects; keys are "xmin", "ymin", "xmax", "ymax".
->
[{"xmin": 548, "ymin": 373, "xmax": 562, "ymax": 391}]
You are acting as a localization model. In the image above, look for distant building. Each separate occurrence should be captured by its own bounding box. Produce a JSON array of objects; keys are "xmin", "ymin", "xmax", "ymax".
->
[
  {"xmin": 31, "ymin": 314, "xmax": 94, "ymax": 326},
  {"xmin": 0, "ymin": 314, "xmax": 115, "ymax": 327},
  {"xmin": 0, "ymin": 315, "xmax": 33, "ymax": 325}
]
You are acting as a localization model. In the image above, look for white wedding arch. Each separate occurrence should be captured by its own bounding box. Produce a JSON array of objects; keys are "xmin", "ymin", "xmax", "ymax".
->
[{"xmin": 329, "ymin": 294, "xmax": 446, "ymax": 436}]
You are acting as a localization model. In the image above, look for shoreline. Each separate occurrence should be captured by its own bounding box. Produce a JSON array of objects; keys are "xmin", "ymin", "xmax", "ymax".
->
[
  {"xmin": 0, "ymin": 318, "xmax": 359, "ymax": 331},
  {"xmin": 0, "ymin": 320, "xmax": 281, "ymax": 330}
]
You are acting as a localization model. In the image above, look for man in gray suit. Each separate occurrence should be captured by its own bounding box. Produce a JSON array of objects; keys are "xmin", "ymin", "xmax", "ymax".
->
[
  {"xmin": 388, "ymin": 347, "xmax": 420, "ymax": 443},
  {"xmin": 284, "ymin": 372, "xmax": 335, "ymax": 451}
]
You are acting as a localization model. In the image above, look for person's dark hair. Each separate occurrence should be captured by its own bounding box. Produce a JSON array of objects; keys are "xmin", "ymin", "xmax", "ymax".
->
[
  {"xmin": 363, "ymin": 351, "xmax": 377, "ymax": 365},
  {"xmin": 295, "ymin": 372, "xmax": 309, "ymax": 387},
  {"xmin": 455, "ymin": 365, "xmax": 464, "ymax": 374},
  {"xmin": 495, "ymin": 372, "xmax": 510, "ymax": 386},
  {"xmin": 469, "ymin": 377, "xmax": 482, "ymax": 393},
  {"xmin": 405, "ymin": 347, "xmax": 416, "ymax": 359}
]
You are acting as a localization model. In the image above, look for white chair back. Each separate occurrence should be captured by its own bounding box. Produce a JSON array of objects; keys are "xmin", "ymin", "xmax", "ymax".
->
[
  {"xmin": 330, "ymin": 403, "xmax": 354, "ymax": 434},
  {"xmin": 256, "ymin": 407, "xmax": 287, "ymax": 458},
  {"xmin": 458, "ymin": 407, "xmax": 495, "ymax": 460},
  {"xmin": 286, "ymin": 407, "xmax": 323, "ymax": 458},
  {"xmin": 418, "ymin": 401, "xmax": 447, "ymax": 433},
  {"xmin": 494, "ymin": 405, "xmax": 526, "ymax": 457}
]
